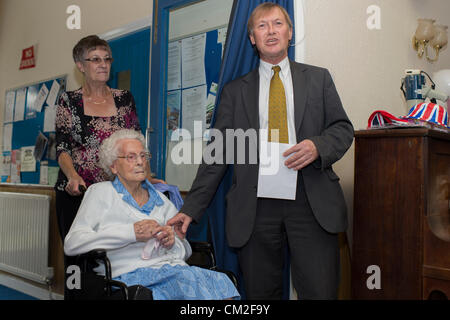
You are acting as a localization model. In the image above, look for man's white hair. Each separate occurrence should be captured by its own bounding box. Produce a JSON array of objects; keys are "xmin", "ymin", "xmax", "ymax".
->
[{"xmin": 99, "ymin": 129, "xmax": 147, "ymax": 179}]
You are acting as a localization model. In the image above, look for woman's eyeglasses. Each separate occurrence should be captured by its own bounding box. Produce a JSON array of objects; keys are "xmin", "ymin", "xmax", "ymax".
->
[
  {"xmin": 84, "ymin": 57, "xmax": 114, "ymax": 64},
  {"xmin": 117, "ymin": 152, "xmax": 152, "ymax": 163}
]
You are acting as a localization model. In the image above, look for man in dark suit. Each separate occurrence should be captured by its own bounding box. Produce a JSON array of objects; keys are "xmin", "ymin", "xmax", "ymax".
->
[{"xmin": 168, "ymin": 2, "xmax": 354, "ymax": 299}]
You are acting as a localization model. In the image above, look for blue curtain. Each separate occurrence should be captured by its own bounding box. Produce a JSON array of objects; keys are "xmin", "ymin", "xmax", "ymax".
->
[{"xmin": 206, "ymin": 0, "xmax": 295, "ymax": 299}]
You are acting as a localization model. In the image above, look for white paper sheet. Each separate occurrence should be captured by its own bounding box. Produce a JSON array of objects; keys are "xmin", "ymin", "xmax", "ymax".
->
[
  {"xmin": 4, "ymin": 91, "xmax": 15, "ymax": 123},
  {"xmin": 46, "ymin": 80, "xmax": 61, "ymax": 107},
  {"xmin": 257, "ymin": 142, "xmax": 298, "ymax": 200},
  {"xmin": 181, "ymin": 34, "xmax": 206, "ymax": 88},
  {"xmin": 25, "ymin": 85, "xmax": 38, "ymax": 119},
  {"xmin": 43, "ymin": 105, "xmax": 57, "ymax": 132},
  {"xmin": 0, "ymin": 151, "xmax": 11, "ymax": 177},
  {"xmin": 168, "ymin": 41, "xmax": 182, "ymax": 91},
  {"xmin": 182, "ymin": 85, "xmax": 206, "ymax": 139},
  {"xmin": 47, "ymin": 166, "xmax": 59, "ymax": 186},
  {"xmin": 2, "ymin": 123, "xmax": 13, "ymax": 151},
  {"xmin": 33, "ymin": 84, "xmax": 49, "ymax": 113},
  {"xmin": 20, "ymin": 146, "xmax": 36, "ymax": 172},
  {"xmin": 14, "ymin": 87, "xmax": 27, "ymax": 122},
  {"xmin": 39, "ymin": 161, "xmax": 48, "ymax": 185},
  {"xmin": 10, "ymin": 149, "xmax": 21, "ymax": 183}
]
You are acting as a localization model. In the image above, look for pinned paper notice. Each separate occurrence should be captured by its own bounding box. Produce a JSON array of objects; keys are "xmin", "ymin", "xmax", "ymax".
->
[
  {"xmin": 34, "ymin": 84, "xmax": 49, "ymax": 112},
  {"xmin": 46, "ymin": 80, "xmax": 61, "ymax": 107},
  {"xmin": 20, "ymin": 146, "xmax": 36, "ymax": 172},
  {"xmin": 14, "ymin": 87, "xmax": 26, "ymax": 122},
  {"xmin": 43, "ymin": 105, "xmax": 57, "ymax": 132},
  {"xmin": 181, "ymin": 34, "xmax": 206, "ymax": 88}
]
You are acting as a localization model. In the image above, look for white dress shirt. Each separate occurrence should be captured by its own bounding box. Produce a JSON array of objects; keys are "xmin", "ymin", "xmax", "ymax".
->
[{"xmin": 258, "ymin": 56, "xmax": 297, "ymax": 145}]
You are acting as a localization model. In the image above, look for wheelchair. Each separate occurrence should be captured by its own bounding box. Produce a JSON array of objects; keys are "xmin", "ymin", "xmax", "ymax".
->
[
  {"xmin": 64, "ymin": 191, "xmax": 238, "ymax": 300},
  {"xmin": 65, "ymin": 241, "xmax": 237, "ymax": 300}
]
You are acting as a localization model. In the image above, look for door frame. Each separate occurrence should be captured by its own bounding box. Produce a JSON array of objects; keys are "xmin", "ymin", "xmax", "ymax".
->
[{"xmin": 150, "ymin": 0, "xmax": 202, "ymax": 179}]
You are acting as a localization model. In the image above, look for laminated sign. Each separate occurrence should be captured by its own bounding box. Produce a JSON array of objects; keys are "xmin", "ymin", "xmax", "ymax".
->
[{"xmin": 19, "ymin": 46, "xmax": 36, "ymax": 70}]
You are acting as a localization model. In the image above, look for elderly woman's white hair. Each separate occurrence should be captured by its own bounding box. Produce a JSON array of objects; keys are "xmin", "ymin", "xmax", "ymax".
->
[{"xmin": 99, "ymin": 129, "xmax": 147, "ymax": 179}]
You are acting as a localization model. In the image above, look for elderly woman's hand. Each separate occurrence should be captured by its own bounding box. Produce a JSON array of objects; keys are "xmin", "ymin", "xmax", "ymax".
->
[
  {"xmin": 134, "ymin": 219, "xmax": 160, "ymax": 242},
  {"xmin": 154, "ymin": 225, "xmax": 175, "ymax": 249}
]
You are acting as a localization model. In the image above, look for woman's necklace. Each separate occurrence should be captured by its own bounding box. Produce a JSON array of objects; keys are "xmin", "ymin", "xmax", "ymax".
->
[
  {"xmin": 86, "ymin": 97, "xmax": 106, "ymax": 105},
  {"xmin": 83, "ymin": 86, "xmax": 110, "ymax": 105}
]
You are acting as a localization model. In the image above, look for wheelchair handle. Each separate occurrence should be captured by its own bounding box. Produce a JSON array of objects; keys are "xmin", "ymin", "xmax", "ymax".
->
[{"xmin": 78, "ymin": 185, "xmax": 87, "ymax": 194}]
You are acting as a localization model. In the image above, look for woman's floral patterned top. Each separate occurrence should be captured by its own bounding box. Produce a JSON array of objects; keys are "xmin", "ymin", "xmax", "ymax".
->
[{"xmin": 55, "ymin": 88, "xmax": 141, "ymax": 191}]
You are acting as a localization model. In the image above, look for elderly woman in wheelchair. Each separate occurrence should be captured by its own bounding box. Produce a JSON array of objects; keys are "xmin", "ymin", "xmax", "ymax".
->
[{"xmin": 64, "ymin": 129, "xmax": 239, "ymax": 300}]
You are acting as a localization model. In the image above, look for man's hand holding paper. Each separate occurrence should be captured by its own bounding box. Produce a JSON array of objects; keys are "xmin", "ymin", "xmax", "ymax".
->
[
  {"xmin": 257, "ymin": 139, "xmax": 319, "ymax": 200},
  {"xmin": 283, "ymin": 139, "xmax": 319, "ymax": 171}
]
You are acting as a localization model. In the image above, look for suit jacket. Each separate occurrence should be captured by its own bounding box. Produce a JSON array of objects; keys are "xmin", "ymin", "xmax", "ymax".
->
[{"xmin": 181, "ymin": 59, "xmax": 354, "ymax": 248}]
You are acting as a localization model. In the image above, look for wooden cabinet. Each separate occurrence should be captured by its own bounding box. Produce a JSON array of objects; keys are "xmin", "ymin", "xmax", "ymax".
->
[{"xmin": 352, "ymin": 128, "xmax": 450, "ymax": 299}]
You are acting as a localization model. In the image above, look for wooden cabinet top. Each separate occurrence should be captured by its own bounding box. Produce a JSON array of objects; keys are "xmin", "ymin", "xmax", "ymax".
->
[{"xmin": 355, "ymin": 127, "xmax": 450, "ymax": 141}]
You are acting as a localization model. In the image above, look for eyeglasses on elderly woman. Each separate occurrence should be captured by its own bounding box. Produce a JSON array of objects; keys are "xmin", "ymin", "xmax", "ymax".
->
[{"xmin": 117, "ymin": 152, "xmax": 152, "ymax": 163}]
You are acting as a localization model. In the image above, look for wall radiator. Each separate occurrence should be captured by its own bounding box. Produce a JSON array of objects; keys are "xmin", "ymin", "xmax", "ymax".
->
[{"xmin": 0, "ymin": 192, "xmax": 53, "ymax": 284}]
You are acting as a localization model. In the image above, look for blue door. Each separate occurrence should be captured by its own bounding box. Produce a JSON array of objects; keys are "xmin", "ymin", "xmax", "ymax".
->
[{"xmin": 107, "ymin": 28, "xmax": 150, "ymax": 133}]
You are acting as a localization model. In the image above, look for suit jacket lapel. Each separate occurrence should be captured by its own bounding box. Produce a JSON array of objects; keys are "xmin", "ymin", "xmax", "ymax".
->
[
  {"xmin": 241, "ymin": 68, "xmax": 260, "ymax": 131},
  {"xmin": 289, "ymin": 60, "xmax": 308, "ymax": 139},
  {"xmin": 239, "ymin": 68, "xmax": 260, "ymax": 157}
]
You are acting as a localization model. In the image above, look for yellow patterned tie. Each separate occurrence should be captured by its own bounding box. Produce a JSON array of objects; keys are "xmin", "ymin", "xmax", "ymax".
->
[{"xmin": 268, "ymin": 65, "xmax": 289, "ymax": 143}]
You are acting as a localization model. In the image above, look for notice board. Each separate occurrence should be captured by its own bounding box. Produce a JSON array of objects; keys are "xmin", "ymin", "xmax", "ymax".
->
[
  {"xmin": 2, "ymin": 75, "xmax": 66, "ymax": 185},
  {"xmin": 164, "ymin": 26, "xmax": 227, "ymax": 191}
]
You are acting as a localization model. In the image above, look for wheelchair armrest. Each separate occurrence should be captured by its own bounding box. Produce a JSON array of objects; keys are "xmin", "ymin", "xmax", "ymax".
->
[
  {"xmin": 107, "ymin": 279, "xmax": 129, "ymax": 300},
  {"xmin": 189, "ymin": 241, "xmax": 212, "ymax": 252},
  {"xmin": 73, "ymin": 249, "xmax": 126, "ymax": 298},
  {"xmin": 187, "ymin": 241, "xmax": 216, "ymax": 269},
  {"xmin": 77, "ymin": 249, "xmax": 107, "ymax": 261},
  {"xmin": 76, "ymin": 249, "xmax": 111, "ymax": 276}
]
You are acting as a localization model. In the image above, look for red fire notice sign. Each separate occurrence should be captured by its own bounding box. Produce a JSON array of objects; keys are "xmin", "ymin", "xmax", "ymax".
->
[{"xmin": 19, "ymin": 46, "xmax": 36, "ymax": 70}]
